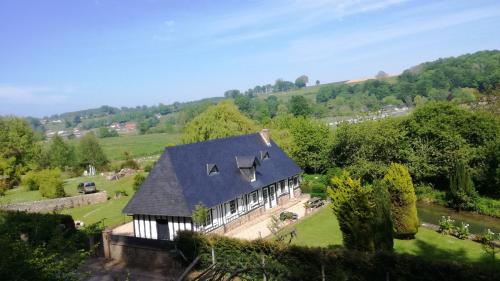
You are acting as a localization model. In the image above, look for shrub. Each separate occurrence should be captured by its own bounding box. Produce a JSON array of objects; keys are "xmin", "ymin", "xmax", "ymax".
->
[
  {"xmin": 438, "ymin": 216, "xmax": 455, "ymax": 235},
  {"xmin": 37, "ymin": 169, "xmax": 66, "ymax": 198},
  {"xmin": 132, "ymin": 173, "xmax": 146, "ymax": 191},
  {"xmin": 383, "ymin": 163, "xmax": 419, "ymax": 239},
  {"xmin": 21, "ymin": 169, "xmax": 65, "ymax": 198},
  {"xmin": 120, "ymin": 151, "xmax": 139, "ymax": 170},
  {"xmin": 22, "ymin": 171, "xmax": 39, "ymax": 191},
  {"xmin": 455, "ymin": 222, "xmax": 470, "ymax": 240},
  {"xmin": 175, "ymin": 231, "xmax": 497, "ymax": 281},
  {"xmin": 448, "ymin": 160, "xmax": 477, "ymax": 211},
  {"xmin": 143, "ymin": 161, "xmax": 156, "ymax": 172},
  {"xmin": 480, "ymin": 229, "xmax": 500, "ymax": 262}
]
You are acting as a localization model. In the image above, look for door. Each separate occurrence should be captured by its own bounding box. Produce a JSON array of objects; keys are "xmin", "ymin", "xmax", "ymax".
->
[
  {"xmin": 156, "ymin": 218, "xmax": 169, "ymax": 240},
  {"xmin": 263, "ymin": 187, "xmax": 270, "ymax": 208},
  {"xmin": 269, "ymin": 185, "xmax": 276, "ymax": 207}
]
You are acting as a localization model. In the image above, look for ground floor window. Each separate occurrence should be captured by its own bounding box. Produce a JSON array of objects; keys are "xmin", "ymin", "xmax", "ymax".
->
[
  {"xmin": 229, "ymin": 200, "xmax": 236, "ymax": 214},
  {"xmin": 251, "ymin": 191, "xmax": 258, "ymax": 203},
  {"xmin": 293, "ymin": 176, "xmax": 299, "ymax": 187},
  {"xmin": 280, "ymin": 180, "xmax": 286, "ymax": 193},
  {"xmin": 204, "ymin": 209, "xmax": 213, "ymax": 226}
]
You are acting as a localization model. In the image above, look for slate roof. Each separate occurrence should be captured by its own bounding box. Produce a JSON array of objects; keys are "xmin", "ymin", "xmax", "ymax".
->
[{"xmin": 123, "ymin": 133, "xmax": 302, "ymax": 217}]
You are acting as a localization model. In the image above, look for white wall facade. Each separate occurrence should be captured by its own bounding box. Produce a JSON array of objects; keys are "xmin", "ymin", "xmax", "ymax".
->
[{"xmin": 132, "ymin": 175, "xmax": 301, "ymax": 240}]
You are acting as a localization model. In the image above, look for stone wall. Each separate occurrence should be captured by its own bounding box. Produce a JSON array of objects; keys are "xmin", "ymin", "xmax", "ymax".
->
[
  {"xmin": 102, "ymin": 229, "xmax": 184, "ymax": 273},
  {"xmin": 0, "ymin": 191, "xmax": 108, "ymax": 213}
]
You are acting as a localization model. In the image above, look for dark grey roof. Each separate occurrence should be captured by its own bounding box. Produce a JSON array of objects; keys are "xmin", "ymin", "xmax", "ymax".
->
[{"xmin": 123, "ymin": 133, "xmax": 302, "ymax": 217}]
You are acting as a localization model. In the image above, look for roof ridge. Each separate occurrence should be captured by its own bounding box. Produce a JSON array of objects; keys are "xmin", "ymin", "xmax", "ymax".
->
[{"xmin": 165, "ymin": 132, "xmax": 261, "ymax": 151}]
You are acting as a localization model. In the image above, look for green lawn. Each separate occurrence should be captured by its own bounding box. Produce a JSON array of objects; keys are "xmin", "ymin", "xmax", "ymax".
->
[
  {"xmin": 0, "ymin": 173, "xmax": 137, "ymax": 227},
  {"xmin": 69, "ymin": 132, "xmax": 182, "ymax": 161},
  {"xmin": 61, "ymin": 175, "xmax": 136, "ymax": 227},
  {"xmin": 283, "ymin": 207, "xmax": 494, "ymax": 265}
]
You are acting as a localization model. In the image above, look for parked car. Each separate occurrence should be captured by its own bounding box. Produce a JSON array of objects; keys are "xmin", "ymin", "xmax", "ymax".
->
[
  {"xmin": 77, "ymin": 182, "xmax": 97, "ymax": 194},
  {"xmin": 306, "ymin": 197, "xmax": 324, "ymax": 208},
  {"xmin": 279, "ymin": 211, "xmax": 298, "ymax": 221}
]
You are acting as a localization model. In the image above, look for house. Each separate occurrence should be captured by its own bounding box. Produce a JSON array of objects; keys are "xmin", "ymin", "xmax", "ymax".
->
[
  {"xmin": 124, "ymin": 122, "xmax": 137, "ymax": 131},
  {"xmin": 123, "ymin": 129, "xmax": 302, "ymax": 240}
]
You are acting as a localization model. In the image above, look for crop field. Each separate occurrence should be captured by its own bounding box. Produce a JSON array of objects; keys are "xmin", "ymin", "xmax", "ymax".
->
[{"xmin": 69, "ymin": 132, "xmax": 182, "ymax": 161}]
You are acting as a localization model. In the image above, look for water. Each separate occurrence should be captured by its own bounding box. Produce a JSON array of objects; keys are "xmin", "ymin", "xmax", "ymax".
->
[{"xmin": 417, "ymin": 202, "xmax": 500, "ymax": 234}]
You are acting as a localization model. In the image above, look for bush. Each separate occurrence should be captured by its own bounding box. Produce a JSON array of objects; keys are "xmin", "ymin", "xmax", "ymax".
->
[
  {"xmin": 21, "ymin": 169, "xmax": 65, "ymax": 198},
  {"xmin": 120, "ymin": 151, "xmax": 139, "ymax": 170},
  {"xmin": 0, "ymin": 211, "xmax": 88, "ymax": 281},
  {"xmin": 438, "ymin": 216, "xmax": 455, "ymax": 235},
  {"xmin": 22, "ymin": 171, "xmax": 39, "ymax": 191},
  {"xmin": 133, "ymin": 173, "xmax": 146, "ymax": 191},
  {"xmin": 448, "ymin": 160, "xmax": 477, "ymax": 211},
  {"xmin": 36, "ymin": 169, "xmax": 66, "ymax": 198},
  {"xmin": 455, "ymin": 222, "xmax": 470, "ymax": 239},
  {"xmin": 383, "ymin": 163, "xmax": 419, "ymax": 239},
  {"xmin": 143, "ymin": 162, "xmax": 155, "ymax": 172},
  {"xmin": 175, "ymin": 231, "xmax": 497, "ymax": 281}
]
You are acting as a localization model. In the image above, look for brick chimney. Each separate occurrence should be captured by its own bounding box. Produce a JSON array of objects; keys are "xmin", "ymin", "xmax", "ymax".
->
[{"xmin": 259, "ymin": 129, "xmax": 271, "ymax": 147}]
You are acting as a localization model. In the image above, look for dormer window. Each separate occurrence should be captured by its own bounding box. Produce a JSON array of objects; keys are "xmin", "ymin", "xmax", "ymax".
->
[
  {"xmin": 260, "ymin": 151, "xmax": 270, "ymax": 160},
  {"xmin": 207, "ymin": 164, "xmax": 219, "ymax": 176},
  {"xmin": 235, "ymin": 156, "xmax": 259, "ymax": 182}
]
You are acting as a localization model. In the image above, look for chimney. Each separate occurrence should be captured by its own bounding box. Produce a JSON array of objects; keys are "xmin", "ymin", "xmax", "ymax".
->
[{"xmin": 259, "ymin": 129, "xmax": 271, "ymax": 147}]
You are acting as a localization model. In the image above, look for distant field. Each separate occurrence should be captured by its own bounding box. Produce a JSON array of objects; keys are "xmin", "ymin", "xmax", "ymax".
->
[
  {"xmin": 257, "ymin": 85, "xmax": 323, "ymax": 103},
  {"xmin": 70, "ymin": 132, "xmax": 182, "ymax": 161}
]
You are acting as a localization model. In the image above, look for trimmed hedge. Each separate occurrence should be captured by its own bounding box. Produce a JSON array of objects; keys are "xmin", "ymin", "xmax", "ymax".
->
[{"xmin": 176, "ymin": 231, "xmax": 498, "ymax": 281}]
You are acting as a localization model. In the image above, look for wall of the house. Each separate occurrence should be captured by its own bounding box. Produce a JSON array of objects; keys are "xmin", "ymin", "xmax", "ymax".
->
[
  {"xmin": 132, "ymin": 174, "xmax": 301, "ymax": 240},
  {"xmin": 133, "ymin": 215, "xmax": 193, "ymax": 240}
]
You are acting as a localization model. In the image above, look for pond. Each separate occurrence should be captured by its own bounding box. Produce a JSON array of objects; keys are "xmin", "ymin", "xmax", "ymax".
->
[{"xmin": 417, "ymin": 202, "xmax": 500, "ymax": 234}]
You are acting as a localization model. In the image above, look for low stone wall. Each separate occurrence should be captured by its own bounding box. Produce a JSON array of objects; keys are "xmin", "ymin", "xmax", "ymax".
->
[
  {"xmin": 0, "ymin": 191, "xmax": 108, "ymax": 213},
  {"xmin": 102, "ymin": 230, "xmax": 184, "ymax": 273}
]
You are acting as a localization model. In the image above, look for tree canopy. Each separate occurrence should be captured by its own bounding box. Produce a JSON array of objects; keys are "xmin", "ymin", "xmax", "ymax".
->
[{"xmin": 182, "ymin": 101, "xmax": 258, "ymax": 144}]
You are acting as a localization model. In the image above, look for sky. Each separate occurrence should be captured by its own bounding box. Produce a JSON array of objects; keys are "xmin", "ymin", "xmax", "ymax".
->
[{"xmin": 1, "ymin": 0, "xmax": 500, "ymax": 117}]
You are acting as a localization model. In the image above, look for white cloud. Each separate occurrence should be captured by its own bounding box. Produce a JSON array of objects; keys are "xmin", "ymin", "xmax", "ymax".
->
[
  {"xmin": 285, "ymin": 3, "xmax": 500, "ymax": 63},
  {"xmin": 0, "ymin": 85, "xmax": 70, "ymax": 105}
]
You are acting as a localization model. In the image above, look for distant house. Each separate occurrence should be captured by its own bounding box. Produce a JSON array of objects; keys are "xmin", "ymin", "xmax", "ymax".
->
[
  {"xmin": 109, "ymin": 122, "xmax": 121, "ymax": 130},
  {"xmin": 123, "ymin": 129, "xmax": 302, "ymax": 240},
  {"xmin": 124, "ymin": 122, "xmax": 137, "ymax": 131}
]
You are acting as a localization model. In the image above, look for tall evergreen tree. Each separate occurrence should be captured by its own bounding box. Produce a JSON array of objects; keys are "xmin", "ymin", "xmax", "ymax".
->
[
  {"xmin": 383, "ymin": 163, "xmax": 419, "ymax": 239},
  {"xmin": 448, "ymin": 160, "xmax": 477, "ymax": 211}
]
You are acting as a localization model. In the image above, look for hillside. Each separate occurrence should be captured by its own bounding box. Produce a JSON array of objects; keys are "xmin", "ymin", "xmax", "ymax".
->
[{"xmin": 29, "ymin": 50, "xmax": 500, "ymax": 137}]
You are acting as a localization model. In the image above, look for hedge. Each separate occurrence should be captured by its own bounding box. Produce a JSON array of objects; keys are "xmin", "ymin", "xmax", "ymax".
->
[{"xmin": 176, "ymin": 231, "xmax": 498, "ymax": 281}]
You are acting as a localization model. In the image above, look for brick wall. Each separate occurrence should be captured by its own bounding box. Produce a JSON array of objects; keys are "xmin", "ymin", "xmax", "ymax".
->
[{"xmin": 0, "ymin": 191, "xmax": 108, "ymax": 213}]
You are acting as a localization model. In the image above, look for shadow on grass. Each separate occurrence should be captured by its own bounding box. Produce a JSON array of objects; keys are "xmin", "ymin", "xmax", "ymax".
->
[{"xmin": 410, "ymin": 239, "xmax": 499, "ymax": 274}]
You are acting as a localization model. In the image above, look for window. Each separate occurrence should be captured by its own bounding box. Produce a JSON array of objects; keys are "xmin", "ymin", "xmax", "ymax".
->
[
  {"xmin": 229, "ymin": 200, "xmax": 236, "ymax": 214},
  {"xmin": 250, "ymin": 166, "xmax": 256, "ymax": 182},
  {"xmin": 260, "ymin": 151, "xmax": 270, "ymax": 160},
  {"xmin": 280, "ymin": 181, "xmax": 286, "ymax": 193},
  {"xmin": 293, "ymin": 176, "xmax": 299, "ymax": 187},
  {"xmin": 207, "ymin": 164, "xmax": 219, "ymax": 176},
  {"xmin": 204, "ymin": 209, "xmax": 213, "ymax": 226},
  {"xmin": 251, "ymin": 191, "xmax": 258, "ymax": 203}
]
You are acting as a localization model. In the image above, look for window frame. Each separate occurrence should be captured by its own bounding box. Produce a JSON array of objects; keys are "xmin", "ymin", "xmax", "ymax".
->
[{"xmin": 229, "ymin": 200, "xmax": 236, "ymax": 214}]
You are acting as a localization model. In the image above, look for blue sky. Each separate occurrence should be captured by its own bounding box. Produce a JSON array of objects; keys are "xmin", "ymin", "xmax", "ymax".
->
[{"xmin": 1, "ymin": 0, "xmax": 500, "ymax": 117}]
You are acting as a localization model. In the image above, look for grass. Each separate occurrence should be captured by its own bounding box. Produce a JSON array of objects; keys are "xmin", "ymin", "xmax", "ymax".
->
[
  {"xmin": 281, "ymin": 207, "xmax": 493, "ymax": 265},
  {"xmin": 69, "ymin": 132, "xmax": 182, "ymax": 161},
  {"xmin": 0, "ymin": 174, "xmax": 138, "ymax": 228}
]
